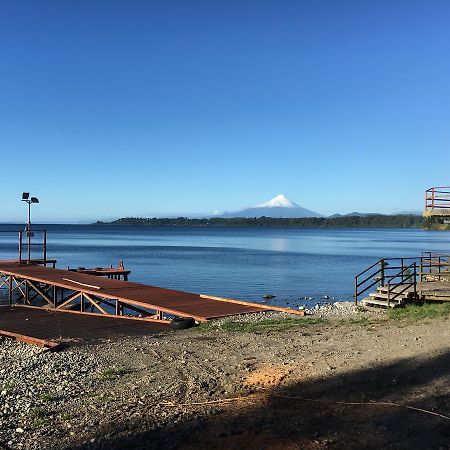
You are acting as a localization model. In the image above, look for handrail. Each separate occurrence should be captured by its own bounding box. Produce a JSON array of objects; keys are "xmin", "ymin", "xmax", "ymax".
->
[
  {"xmin": 354, "ymin": 259, "xmax": 382, "ymax": 279},
  {"xmin": 355, "ymin": 253, "xmax": 450, "ymax": 304},
  {"xmin": 386, "ymin": 262, "xmax": 417, "ymax": 305}
]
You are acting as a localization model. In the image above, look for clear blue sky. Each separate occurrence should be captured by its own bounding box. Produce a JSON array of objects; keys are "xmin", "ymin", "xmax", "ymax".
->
[{"xmin": 1, "ymin": 1, "xmax": 449, "ymax": 222}]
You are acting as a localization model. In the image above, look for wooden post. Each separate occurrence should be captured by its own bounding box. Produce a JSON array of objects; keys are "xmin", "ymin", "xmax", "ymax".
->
[
  {"xmin": 413, "ymin": 263, "xmax": 417, "ymax": 298},
  {"xmin": 8, "ymin": 276, "xmax": 12, "ymax": 305},
  {"xmin": 387, "ymin": 283, "xmax": 391, "ymax": 308},
  {"xmin": 25, "ymin": 280, "xmax": 29, "ymax": 304},
  {"xmin": 380, "ymin": 259, "xmax": 385, "ymax": 287}
]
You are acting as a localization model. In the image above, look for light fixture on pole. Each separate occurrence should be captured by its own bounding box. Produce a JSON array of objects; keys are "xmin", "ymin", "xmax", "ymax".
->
[{"xmin": 21, "ymin": 192, "xmax": 39, "ymax": 234}]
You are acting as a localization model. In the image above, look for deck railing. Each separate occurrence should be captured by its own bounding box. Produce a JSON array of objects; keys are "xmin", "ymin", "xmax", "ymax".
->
[
  {"xmin": 425, "ymin": 186, "xmax": 450, "ymax": 211},
  {"xmin": 0, "ymin": 229, "xmax": 49, "ymax": 266},
  {"xmin": 18, "ymin": 229, "xmax": 48, "ymax": 266}
]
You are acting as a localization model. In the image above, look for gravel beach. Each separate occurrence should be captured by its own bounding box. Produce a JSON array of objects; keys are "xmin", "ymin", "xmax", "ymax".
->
[{"xmin": 0, "ymin": 304, "xmax": 449, "ymax": 450}]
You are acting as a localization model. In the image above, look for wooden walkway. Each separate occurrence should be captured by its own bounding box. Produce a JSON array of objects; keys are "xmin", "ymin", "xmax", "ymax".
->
[{"xmin": 0, "ymin": 261, "xmax": 302, "ymax": 322}]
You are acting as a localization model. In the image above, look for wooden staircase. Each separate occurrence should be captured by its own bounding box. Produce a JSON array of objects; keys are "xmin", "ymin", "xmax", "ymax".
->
[
  {"xmin": 361, "ymin": 285, "xmax": 415, "ymax": 308},
  {"xmin": 355, "ymin": 258, "xmax": 418, "ymax": 309}
]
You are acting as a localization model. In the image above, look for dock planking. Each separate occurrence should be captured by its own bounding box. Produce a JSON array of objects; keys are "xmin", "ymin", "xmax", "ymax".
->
[
  {"xmin": 0, "ymin": 306, "xmax": 168, "ymax": 345},
  {"xmin": 0, "ymin": 261, "xmax": 300, "ymax": 322}
]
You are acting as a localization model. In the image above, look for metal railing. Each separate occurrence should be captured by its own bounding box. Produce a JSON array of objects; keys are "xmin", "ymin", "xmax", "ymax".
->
[
  {"xmin": 384, "ymin": 262, "xmax": 417, "ymax": 307},
  {"xmin": 354, "ymin": 253, "xmax": 450, "ymax": 304},
  {"xmin": 18, "ymin": 229, "xmax": 48, "ymax": 265},
  {"xmin": 425, "ymin": 186, "xmax": 450, "ymax": 211}
]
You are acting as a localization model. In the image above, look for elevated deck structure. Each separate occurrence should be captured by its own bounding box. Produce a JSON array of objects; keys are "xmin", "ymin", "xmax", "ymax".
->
[
  {"xmin": 0, "ymin": 260, "xmax": 303, "ymax": 323},
  {"xmin": 424, "ymin": 186, "xmax": 450, "ymax": 217}
]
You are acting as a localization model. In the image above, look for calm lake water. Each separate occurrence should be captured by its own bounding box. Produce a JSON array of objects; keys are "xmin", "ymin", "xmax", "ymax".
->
[{"xmin": 0, "ymin": 224, "xmax": 449, "ymax": 308}]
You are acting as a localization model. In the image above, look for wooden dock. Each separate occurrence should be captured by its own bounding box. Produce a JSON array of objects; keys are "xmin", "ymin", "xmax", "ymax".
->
[
  {"xmin": 0, "ymin": 306, "xmax": 169, "ymax": 349},
  {"xmin": 0, "ymin": 260, "xmax": 303, "ymax": 323}
]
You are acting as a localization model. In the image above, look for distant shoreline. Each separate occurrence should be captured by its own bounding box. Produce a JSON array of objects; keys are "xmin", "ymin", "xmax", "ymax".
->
[{"xmin": 96, "ymin": 214, "xmax": 426, "ymax": 229}]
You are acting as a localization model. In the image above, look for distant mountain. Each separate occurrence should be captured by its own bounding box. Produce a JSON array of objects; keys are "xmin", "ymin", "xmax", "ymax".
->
[
  {"xmin": 328, "ymin": 212, "xmax": 379, "ymax": 218},
  {"xmin": 329, "ymin": 211, "xmax": 422, "ymax": 218},
  {"xmin": 220, "ymin": 194, "xmax": 322, "ymax": 218}
]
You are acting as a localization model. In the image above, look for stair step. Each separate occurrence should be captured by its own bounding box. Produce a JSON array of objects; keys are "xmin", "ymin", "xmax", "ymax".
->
[
  {"xmin": 361, "ymin": 298, "xmax": 403, "ymax": 308},
  {"xmin": 369, "ymin": 292, "xmax": 406, "ymax": 301},
  {"xmin": 377, "ymin": 285, "xmax": 414, "ymax": 293}
]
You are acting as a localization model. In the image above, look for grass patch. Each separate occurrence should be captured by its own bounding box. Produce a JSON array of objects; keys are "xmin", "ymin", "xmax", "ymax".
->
[
  {"xmin": 386, "ymin": 302, "xmax": 450, "ymax": 322},
  {"xmin": 1, "ymin": 381, "xmax": 15, "ymax": 392},
  {"xmin": 99, "ymin": 366, "xmax": 134, "ymax": 380},
  {"xmin": 29, "ymin": 406, "xmax": 52, "ymax": 426},
  {"xmin": 198, "ymin": 317, "xmax": 326, "ymax": 333},
  {"xmin": 97, "ymin": 394, "xmax": 114, "ymax": 404},
  {"xmin": 340, "ymin": 316, "xmax": 381, "ymax": 326},
  {"xmin": 40, "ymin": 393, "xmax": 59, "ymax": 403}
]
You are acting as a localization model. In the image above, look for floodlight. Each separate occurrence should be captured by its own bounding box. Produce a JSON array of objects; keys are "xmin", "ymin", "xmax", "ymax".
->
[
  {"xmin": 22, "ymin": 192, "xmax": 29, "ymax": 200},
  {"xmin": 31, "ymin": 197, "xmax": 39, "ymax": 204}
]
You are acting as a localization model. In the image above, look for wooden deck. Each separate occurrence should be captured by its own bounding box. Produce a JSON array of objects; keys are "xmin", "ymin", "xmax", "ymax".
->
[
  {"xmin": 0, "ymin": 306, "xmax": 168, "ymax": 347},
  {"xmin": 0, "ymin": 261, "xmax": 302, "ymax": 322},
  {"xmin": 418, "ymin": 281, "xmax": 450, "ymax": 301}
]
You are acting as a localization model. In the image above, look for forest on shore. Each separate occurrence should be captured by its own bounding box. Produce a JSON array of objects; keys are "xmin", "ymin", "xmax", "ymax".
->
[{"xmin": 97, "ymin": 214, "xmax": 432, "ymax": 228}]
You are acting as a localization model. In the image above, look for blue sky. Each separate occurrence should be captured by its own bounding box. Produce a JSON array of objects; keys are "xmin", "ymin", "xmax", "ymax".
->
[{"xmin": 1, "ymin": 1, "xmax": 449, "ymax": 222}]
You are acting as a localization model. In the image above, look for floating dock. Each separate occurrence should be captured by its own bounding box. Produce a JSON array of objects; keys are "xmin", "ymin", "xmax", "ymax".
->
[{"xmin": 0, "ymin": 260, "xmax": 303, "ymax": 324}]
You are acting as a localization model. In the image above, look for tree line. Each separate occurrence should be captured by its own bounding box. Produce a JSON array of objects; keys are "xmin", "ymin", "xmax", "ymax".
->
[{"xmin": 97, "ymin": 214, "xmax": 426, "ymax": 228}]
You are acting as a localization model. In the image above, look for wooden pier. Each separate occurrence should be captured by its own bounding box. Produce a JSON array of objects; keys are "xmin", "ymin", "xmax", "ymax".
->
[{"xmin": 0, "ymin": 260, "xmax": 303, "ymax": 324}]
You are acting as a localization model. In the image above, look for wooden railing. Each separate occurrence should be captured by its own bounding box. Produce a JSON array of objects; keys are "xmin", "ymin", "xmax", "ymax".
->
[{"xmin": 425, "ymin": 186, "xmax": 450, "ymax": 211}]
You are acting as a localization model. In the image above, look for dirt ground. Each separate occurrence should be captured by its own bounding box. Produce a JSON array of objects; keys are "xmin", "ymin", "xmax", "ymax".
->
[{"xmin": 2, "ymin": 313, "xmax": 450, "ymax": 450}]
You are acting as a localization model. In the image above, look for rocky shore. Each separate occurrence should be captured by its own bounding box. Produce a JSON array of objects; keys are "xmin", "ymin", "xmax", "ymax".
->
[{"xmin": 0, "ymin": 307, "xmax": 449, "ymax": 450}]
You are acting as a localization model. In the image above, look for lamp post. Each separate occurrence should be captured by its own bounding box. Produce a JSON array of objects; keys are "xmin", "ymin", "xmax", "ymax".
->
[{"xmin": 21, "ymin": 192, "xmax": 39, "ymax": 261}]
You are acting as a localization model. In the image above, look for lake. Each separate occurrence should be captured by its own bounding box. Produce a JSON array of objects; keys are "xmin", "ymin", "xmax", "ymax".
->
[{"xmin": 0, "ymin": 224, "xmax": 449, "ymax": 308}]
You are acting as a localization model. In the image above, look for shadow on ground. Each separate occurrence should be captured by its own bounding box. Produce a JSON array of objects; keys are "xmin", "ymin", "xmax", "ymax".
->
[{"xmin": 67, "ymin": 349, "xmax": 450, "ymax": 450}]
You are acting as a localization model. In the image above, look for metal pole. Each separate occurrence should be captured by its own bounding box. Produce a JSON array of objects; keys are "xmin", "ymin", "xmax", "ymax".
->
[
  {"xmin": 18, "ymin": 231, "xmax": 22, "ymax": 265},
  {"xmin": 27, "ymin": 202, "xmax": 31, "ymax": 263},
  {"xmin": 43, "ymin": 230, "xmax": 47, "ymax": 265},
  {"xmin": 380, "ymin": 260, "xmax": 385, "ymax": 286}
]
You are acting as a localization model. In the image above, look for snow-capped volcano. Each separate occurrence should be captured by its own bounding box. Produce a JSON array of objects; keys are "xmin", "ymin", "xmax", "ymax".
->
[
  {"xmin": 254, "ymin": 194, "xmax": 299, "ymax": 209},
  {"xmin": 220, "ymin": 194, "xmax": 322, "ymax": 218}
]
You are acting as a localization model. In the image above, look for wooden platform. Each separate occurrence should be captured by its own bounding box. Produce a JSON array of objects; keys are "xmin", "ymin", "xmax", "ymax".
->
[
  {"xmin": 0, "ymin": 306, "xmax": 168, "ymax": 347},
  {"xmin": 418, "ymin": 281, "xmax": 450, "ymax": 301},
  {"xmin": 0, "ymin": 261, "xmax": 302, "ymax": 322}
]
